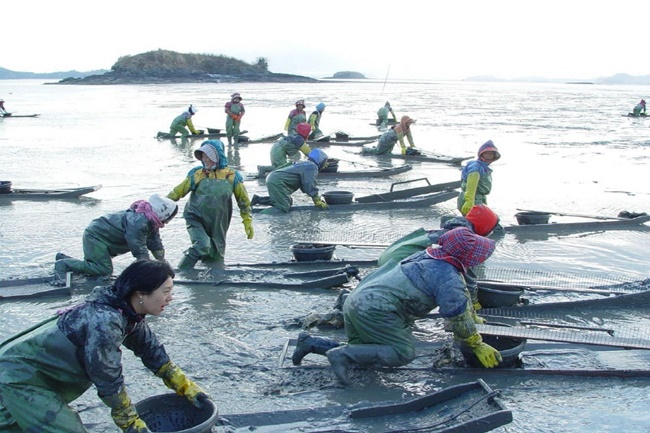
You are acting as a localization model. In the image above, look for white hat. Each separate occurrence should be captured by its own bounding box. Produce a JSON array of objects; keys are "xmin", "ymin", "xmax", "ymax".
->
[
  {"xmin": 149, "ymin": 194, "xmax": 178, "ymax": 222},
  {"xmin": 188, "ymin": 105, "xmax": 198, "ymax": 115}
]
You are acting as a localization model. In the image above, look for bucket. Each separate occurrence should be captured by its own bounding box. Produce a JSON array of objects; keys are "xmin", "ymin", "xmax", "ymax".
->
[
  {"xmin": 477, "ymin": 285, "xmax": 524, "ymax": 308},
  {"xmin": 323, "ymin": 191, "xmax": 354, "ymax": 205},
  {"xmin": 135, "ymin": 393, "xmax": 218, "ymax": 433},
  {"xmin": 321, "ymin": 158, "xmax": 339, "ymax": 173},
  {"xmin": 290, "ymin": 243, "xmax": 336, "ymax": 261},
  {"xmin": 206, "ymin": 128, "xmax": 221, "ymax": 134},
  {"xmin": 334, "ymin": 132, "xmax": 350, "ymax": 141},
  {"xmin": 0, "ymin": 181, "xmax": 11, "ymax": 194},
  {"xmin": 459, "ymin": 325, "xmax": 526, "ymax": 369},
  {"xmin": 514, "ymin": 211, "xmax": 551, "ymax": 225}
]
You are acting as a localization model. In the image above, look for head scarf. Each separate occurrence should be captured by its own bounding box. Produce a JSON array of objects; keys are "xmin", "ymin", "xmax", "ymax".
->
[
  {"xmin": 130, "ymin": 200, "xmax": 164, "ymax": 229},
  {"xmin": 425, "ymin": 227, "xmax": 495, "ymax": 273}
]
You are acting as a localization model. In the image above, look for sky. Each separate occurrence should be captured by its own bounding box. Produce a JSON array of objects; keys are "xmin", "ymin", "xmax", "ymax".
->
[{"xmin": 4, "ymin": 1, "xmax": 649, "ymax": 81}]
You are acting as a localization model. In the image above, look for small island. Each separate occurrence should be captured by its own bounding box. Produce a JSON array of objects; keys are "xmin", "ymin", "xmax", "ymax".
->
[
  {"xmin": 54, "ymin": 49, "xmax": 318, "ymax": 85},
  {"xmin": 328, "ymin": 71, "xmax": 367, "ymax": 79}
]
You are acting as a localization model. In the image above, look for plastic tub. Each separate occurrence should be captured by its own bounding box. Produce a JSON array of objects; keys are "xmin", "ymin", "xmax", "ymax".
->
[
  {"xmin": 323, "ymin": 191, "xmax": 354, "ymax": 205},
  {"xmin": 206, "ymin": 128, "xmax": 221, "ymax": 134},
  {"xmin": 321, "ymin": 158, "xmax": 339, "ymax": 173},
  {"xmin": 477, "ymin": 285, "xmax": 524, "ymax": 308},
  {"xmin": 290, "ymin": 243, "xmax": 336, "ymax": 261},
  {"xmin": 514, "ymin": 211, "xmax": 551, "ymax": 225},
  {"xmin": 135, "ymin": 393, "xmax": 218, "ymax": 433},
  {"xmin": 459, "ymin": 325, "xmax": 526, "ymax": 369},
  {"xmin": 0, "ymin": 181, "xmax": 11, "ymax": 194}
]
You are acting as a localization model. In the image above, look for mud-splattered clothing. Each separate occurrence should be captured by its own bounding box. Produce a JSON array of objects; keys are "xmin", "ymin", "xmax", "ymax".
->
[
  {"xmin": 270, "ymin": 134, "xmax": 307, "ymax": 167},
  {"xmin": 0, "ymin": 285, "xmax": 169, "ymax": 432},
  {"xmin": 57, "ymin": 210, "xmax": 164, "ymax": 277},
  {"xmin": 169, "ymin": 112, "xmax": 198, "ymax": 136},
  {"xmin": 168, "ymin": 165, "xmax": 251, "ymax": 262},
  {"xmin": 343, "ymin": 252, "xmax": 473, "ymax": 364},
  {"xmin": 265, "ymin": 160, "xmax": 320, "ymax": 212}
]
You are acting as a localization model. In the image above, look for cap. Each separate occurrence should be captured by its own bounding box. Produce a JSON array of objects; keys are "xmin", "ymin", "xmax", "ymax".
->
[
  {"xmin": 478, "ymin": 140, "xmax": 501, "ymax": 161},
  {"xmin": 194, "ymin": 143, "xmax": 219, "ymax": 163},
  {"xmin": 149, "ymin": 194, "xmax": 178, "ymax": 223},
  {"xmin": 296, "ymin": 122, "xmax": 311, "ymax": 139},
  {"xmin": 464, "ymin": 204, "xmax": 499, "ymax": 236}
]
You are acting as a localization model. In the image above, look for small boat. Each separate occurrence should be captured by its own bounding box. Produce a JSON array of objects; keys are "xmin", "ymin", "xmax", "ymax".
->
[
  {"xmin": 355, "ymin": 178, "xmax": 461, "ymax": 203},
  {"xmin": 252, "ymin": 189, "xmax": 458, "ymax": 214},
  {"xmin": 0, "ymin": 183, "xmax": 102, "ymax": 200},
  {"xmin": 219, "ymin": 379, "xmax": 512, "ymax": 433},
  {"xmin": 307, "ymin": 138, "xmax": 377, "ymax": 147},
  {"xmin": 249, "ymin": 164, "xmax": 413, "ymax": 181},
  {"xmin": 497, "ymin": 213, "xmax": 650, "ymax": 235},
  {"xmin": 349, "ymin": 149, "xmax": 472, "ymax": 166},
  {"xmin": 2, "ymin": 113, "xmax": 40, "ymax": 118},
  {"xmin": 155, "ymin": 129, "xmax": 249, "ymax": 140}
]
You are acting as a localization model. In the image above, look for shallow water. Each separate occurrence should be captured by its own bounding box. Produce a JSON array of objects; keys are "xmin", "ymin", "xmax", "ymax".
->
[{"xmin": 0, "ymin": 79, "xmax": 649, "ymax": 432}]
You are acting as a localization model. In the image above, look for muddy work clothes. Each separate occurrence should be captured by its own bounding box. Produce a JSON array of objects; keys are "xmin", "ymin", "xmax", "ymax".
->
[
  {"xmin": 456, "ymin": 159, "xmax": 493, "ymax": 213},
  {"xmin": 57, "ymin": 210, "xmax": 164, "ymax": 277},
  {"xmin": 168, "ymin": 166, "xmax": 251, "ymax": 263},
  {"xmin": 169, "ymin": 112, "xmax": 198, "ymax": 136},
  {"xmin": 225, "ymin": 101, "xmax": 245, "ymax": 139},
  {"xmin": 343, "ymin": 252, "xmax": 472, "ymax": 365},
  {"xmin": 362, "ymin": 127, "xmax": 413, "ymax": 155},
  {"xmin": 377, "ymin": 218, "xmax": 480, "ymax": 303},
  {"xmin": 285, "ymin": 109, "xmax": 306, "ymax": 135},
  {"xmin": 270, "ymin": 135, "xmax": 308, "ymax": 167},
  {"xmin": 0, "ymin": 285, "xmax": 170, "ymax": 432},
  {"xmin": 265, "ymin": 160, "xmax": 320, "ymax": 212}
]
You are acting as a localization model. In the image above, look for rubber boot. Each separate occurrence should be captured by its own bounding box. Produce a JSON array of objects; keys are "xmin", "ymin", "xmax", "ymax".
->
[
  {"xmin": 326, "ymin": 344, "xmax": 402, "ymax": 385},
  {"xmin": 251, "ymin": 195, "xmax": 273, "ymax": 206},
  {"xmin": 227, "ymin": 137, "xmax": 233, "ymax": 146},
  {"xmin": 178, "ymin": 254, "xmax": 199, "ymax": 270},
  {"xmin": 55, "ymin": 252, "xmax": 72, "ymax": 261},
  {"xmin": 291, "ymin": 332, "xmax": 340, "ymax": 366}
]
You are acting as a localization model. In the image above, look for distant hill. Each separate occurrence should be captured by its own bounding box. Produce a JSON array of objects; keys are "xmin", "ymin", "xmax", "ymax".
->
[
  {"xmin": 53, "ymin": 49, "xmax": 317, "ymax": 84},
  {"xmin": 0, "ymin": 67, "xmax": 108, "ymax": 80},
  {"xmin": 464, "ymin": 73, "xmax": 650, "ymax": 85}
]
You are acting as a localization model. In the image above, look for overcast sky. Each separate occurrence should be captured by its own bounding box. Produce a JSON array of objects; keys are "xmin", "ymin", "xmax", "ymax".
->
[{"xmin": 4, "ymin": 1, "xmax": 648, "ymax": 80}]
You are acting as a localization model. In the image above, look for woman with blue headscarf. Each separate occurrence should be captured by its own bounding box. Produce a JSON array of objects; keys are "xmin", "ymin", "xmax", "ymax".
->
[{"xmin": 167, "ymin": 140, "xmax": 254, "ymax": 269}]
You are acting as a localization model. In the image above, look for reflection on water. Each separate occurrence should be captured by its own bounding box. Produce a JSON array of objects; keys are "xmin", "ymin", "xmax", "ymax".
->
[{"xmin": 1, "ymin": 80, "xmax": 649, "ymax": 432}]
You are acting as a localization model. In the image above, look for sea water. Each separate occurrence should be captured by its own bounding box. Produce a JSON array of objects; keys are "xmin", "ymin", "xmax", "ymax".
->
[{"xmin": 0, "ymin": 79, "xmax": 649, "ymax": 432}]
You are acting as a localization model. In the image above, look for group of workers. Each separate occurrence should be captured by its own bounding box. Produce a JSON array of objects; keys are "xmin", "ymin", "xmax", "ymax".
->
[{"xmin": 0, "ymin": 94, "xmax": 505, "ymax": 432}]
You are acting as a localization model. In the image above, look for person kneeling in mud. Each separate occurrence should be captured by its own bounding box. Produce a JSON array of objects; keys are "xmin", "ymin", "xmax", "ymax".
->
[{"xmin": 291, "ymin": 227, "xmax": 502, "ymax": 385}]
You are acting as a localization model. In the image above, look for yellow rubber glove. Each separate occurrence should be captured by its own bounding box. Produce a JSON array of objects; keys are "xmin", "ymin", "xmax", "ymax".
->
[
  {"xmin": 156, "ymin": 361, "xmax": 209, "ymax": 408},
  {"xmin": 463, "ymin": 333, "xmax": 502, "ymax": 368},
  {"xmin": 101, "ymin": 388, "xmax": 150, "ymax": 433},
  {"xmin": 471, "ymin": 308, "xmax": 485, "ymax": 324},
  {"xmin": 461, "ymin": 171, "xmax": 480, "ymax": 215},
  {"xmin": 187, "ymin": 118, "xmax": 199, "ymax": 135},
  {"xmin": 284, "ymin": 118, "xmax": 291, "ymax": 131},
  {"xmin": 299, "ymin": 143, "xmax": 312, "ymax": 156},
  {"xmin": 152, "ymin": 250, "xmax": 165, "ymax": 261},
  {"xmin": 401, "ymin": 145, "xmax": 407, "ymax": 155},
  {"xmin": 473, "ymin": 301, "xmax": 483, "ymax": 311},
  {"xmin": 243, "ymin": 218, "xmax": 254, "ymax": 239},
  {"xmin": 313, "ymin": 196, "xmax": 329, "ymax": 209}
]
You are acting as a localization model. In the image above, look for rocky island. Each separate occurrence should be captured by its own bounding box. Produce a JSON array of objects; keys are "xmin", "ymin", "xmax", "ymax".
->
[{"xmin": 55, "ymin": 49, "xmax": 317, "ymax": 85}]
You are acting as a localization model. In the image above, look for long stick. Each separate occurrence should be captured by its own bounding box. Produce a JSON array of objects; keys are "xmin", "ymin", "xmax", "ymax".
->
[
  {"xmin": 381, "ymin": 64, "xmax": 391, "ymax": 93},
  {"xmin": 516, "ymin": 209, "xmax": 627, "ymax": 221}
]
